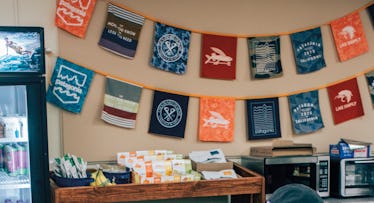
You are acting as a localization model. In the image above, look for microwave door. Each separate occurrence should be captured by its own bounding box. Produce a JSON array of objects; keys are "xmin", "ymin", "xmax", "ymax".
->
[{"xmin": 341, "ymin": 158, "xmax": 374, "ymax": 197}]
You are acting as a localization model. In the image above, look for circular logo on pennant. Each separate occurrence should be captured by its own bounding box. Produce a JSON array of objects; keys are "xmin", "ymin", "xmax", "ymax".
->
[
  {"xmin": 157, "ymin": 34, "xmax": 184, "ymax": 62},
  {"xmin": 156, "ymin": 99, "xmax": 183, "ymax": 128}
]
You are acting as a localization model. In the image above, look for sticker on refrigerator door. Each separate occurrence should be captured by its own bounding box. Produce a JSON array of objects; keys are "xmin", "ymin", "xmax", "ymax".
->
[{"xmin": 46, "ymin": 57, "xmax": 94, "ymax": 113}]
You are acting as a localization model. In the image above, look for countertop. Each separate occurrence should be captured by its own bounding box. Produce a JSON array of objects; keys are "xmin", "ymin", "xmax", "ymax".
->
[{"xmin": 324, "ymin": 197, "xmax": 374, "ymax": 203}]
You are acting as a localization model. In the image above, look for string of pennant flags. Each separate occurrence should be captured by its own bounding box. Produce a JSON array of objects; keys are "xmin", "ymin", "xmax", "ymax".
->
[{"xmin": 49, "ymin": 0, "xmax": 374, "ymax": 141}]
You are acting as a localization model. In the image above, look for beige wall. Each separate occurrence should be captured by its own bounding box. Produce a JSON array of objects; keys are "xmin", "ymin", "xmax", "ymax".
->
[
  {"xmin": 3, "ymin": 0, "xmax": 374, "ymax": 162},
  {"xmin": 60, "ymin": 0, "xmax": 374, "ymax": 161},
  {"xmin": 0, "ymin": 0, "xmax": 61, "ymax": 161}
]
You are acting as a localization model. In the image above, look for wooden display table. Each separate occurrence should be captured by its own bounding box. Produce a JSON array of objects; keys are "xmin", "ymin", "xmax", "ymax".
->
[{"xmin": 50, "ymin": 163, "xmax": 265, "ymax": 203}]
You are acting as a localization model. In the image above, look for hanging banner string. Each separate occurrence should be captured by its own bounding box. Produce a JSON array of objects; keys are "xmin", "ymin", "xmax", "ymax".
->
[
  {"xmin": 48, "ymin": 54, "xmax": 374, "ymax": 100},
  {"xmin": 102, "ymin": 0, "xmax": 374, "ymax": 38}
]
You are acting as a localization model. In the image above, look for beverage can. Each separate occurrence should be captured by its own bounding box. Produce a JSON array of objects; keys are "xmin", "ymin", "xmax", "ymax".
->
[
  {"xmin": 0, "ymin": 144, "xmax": 3, "ymax": 171},
  {"xmin": 17, "ymin": 144, "xmax": 28, "ymax": 175},
  {"xmin": 4, "ymin": 144, "xmax": 17, "ymax": 176}
]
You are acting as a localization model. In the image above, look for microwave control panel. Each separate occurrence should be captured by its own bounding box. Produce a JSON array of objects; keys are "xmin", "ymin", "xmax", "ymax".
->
[{"xmin": 318, "ymin": 160, "xmax": 329, "ymax": 192}]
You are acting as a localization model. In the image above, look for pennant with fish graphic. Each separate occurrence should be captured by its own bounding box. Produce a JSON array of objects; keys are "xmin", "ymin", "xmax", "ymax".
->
[
  {"xmin": 55, "ymin": 0, "xmax": 97, "ymax": 38},
  {"xmin": 330, "ymin": 12, "xmax": 369, "ymax": 62},
  {"xmin": 199, "ymin": 97, "xmax": 235, "ymax": 142},
  {"xmin": 246, "ymin": 97, "xmax": 281, "ymax": 140},
  {"xmin": 327, "ymin": 78, "xmax": 364, "ymax": 124},
  {"xmin": 98, "ymin": 3, "xmax": 145, "ymax": 59},
  {"xmin": 149, "ymin": 91, "xmax": 189, "ymax": 138},
  {"xmin": 248, "ymin": 36, "xmax": 283, "ymax": 79},
  {"xmin": 46, "ymin": 57, "xmax": 94, "ymax": 113},
  {"xmin": 288, "ymin": 90, "xmax": 324, "ymax": 134},
  {"xmin": 290, "ymin": 27, "xmax": 326, "ymax": 74},
  {"xmin": 365, "ymin": 70, "xmax": 374, "ymax": 107},
  {"xmin": 151, "ymin": 22, "xmax": 191, "ymax": 74},
  {"xmin": 101, "ymin": 77, "xmax": 142, "ymax": 129},
  {"xmin": 201, "ymin": 34, "xmax": 237, "ymax": 80}
]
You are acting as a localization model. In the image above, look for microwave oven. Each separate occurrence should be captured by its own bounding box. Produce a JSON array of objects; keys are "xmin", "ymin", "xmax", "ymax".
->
[
  {"xmin": 241, "ymin": 154, "xmax": 329, "ymax": 198},
  {"xmin": 330, "ymin": 157, "xmax": 374, "ymax": 197}
]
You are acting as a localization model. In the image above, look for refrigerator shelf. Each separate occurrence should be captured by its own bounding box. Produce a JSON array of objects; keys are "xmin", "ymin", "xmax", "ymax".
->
[
  {"xmin": 0, "ymin": 137, "xmax": 28, "ymax": 143},
  {"xmin": 0, "ymin": 171, "xmax": 30, "ymax": 188}
]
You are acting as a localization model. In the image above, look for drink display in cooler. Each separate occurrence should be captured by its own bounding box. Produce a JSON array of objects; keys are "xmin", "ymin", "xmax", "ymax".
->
[{"xmin": 0, "ymin": 86, "xmax": 31, "ymax": 203}]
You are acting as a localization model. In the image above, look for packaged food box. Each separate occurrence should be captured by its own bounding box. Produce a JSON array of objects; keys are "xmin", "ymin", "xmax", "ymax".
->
[
  {"xmin": 191, "ymin": 160, "xmax": 233, "ymax": 172},
  {"xmin": 329, "ymin": 139, "xmax": 371, "ymax": 159}
]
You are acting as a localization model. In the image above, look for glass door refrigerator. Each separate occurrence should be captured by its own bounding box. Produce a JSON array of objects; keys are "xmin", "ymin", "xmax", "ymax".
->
[{"xmin": 0, "ymin": 26, "xmax": 50, "ymax": 203}]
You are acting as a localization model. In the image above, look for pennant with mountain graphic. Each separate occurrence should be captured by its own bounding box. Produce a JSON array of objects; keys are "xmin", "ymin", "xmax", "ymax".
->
[
  {"xmin": 330, "ymin": 12, "xmax": 369, "ymax": 62},
  {"xmin": 98, "ymin": 3, "xmax": 145, "ymax": 59},
  {"xmin": 327, "ymin": 78, "xmax": 364, "ymax": 124},
  {"xmin": 248, "ymin": 36, "xmax": 283, "ymax": 79},
  {"xmin": 55, "ymin": 0, "xmax": 97, "ymax": 38},
  {"xmin": 290, "ymin": 27, "xmax": 326, "ymax": 74},
  {"xmin": 288, "ymin": 90, "xmax": 324, "ymax": 134},
  {"xmin": 149, "ymin": 91, "xmax": 189, "ymax": 138},
  {"xmin": 199, "ymin": 97, "xmax": 235, "ymax": 142},
  {"xmin": 101, "ymin": 77, "xmax": 142, "ymax": 128},
  {"xmin": 151, "ymin": 22, "xmax": 191, "ymax": 74},
  {"xmin": 246, "ymin": 97, "xmax": 281, "ymax": 140},
  {"xmin": 201, "ymin": 34, "xmax": 237, "ymax": 80},
  {"xmin": 46, "ymin": 57, "xmax": 94, "ymax": 113}
]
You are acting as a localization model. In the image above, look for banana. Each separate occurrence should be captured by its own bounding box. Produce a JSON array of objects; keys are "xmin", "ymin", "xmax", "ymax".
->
[{"xmin": 90, "ymin": 169, "xmax": 115, "ymax": 187}]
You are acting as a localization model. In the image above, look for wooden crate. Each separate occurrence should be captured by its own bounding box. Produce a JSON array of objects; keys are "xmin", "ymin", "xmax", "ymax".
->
[{"xmin": 51, "ymin": 162, "xmax": 265, "ymax": 203}]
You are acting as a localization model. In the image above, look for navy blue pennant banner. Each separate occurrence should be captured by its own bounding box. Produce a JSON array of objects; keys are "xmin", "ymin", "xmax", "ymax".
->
[
  {"xmin": 149, "ymin": 91, "xmax": 189, "ymax": 138},
  {"xmin": 290, "ymin": 27, "xmax": 326, "ymax": 74},
  {"xmin": 46, "ymin": 57, "xmax": 94, "ymax": 114},
  {"xmin": 248, "ymin": 36, "xmax": 283, "ymax": 79},
  {"xmin": 98, "ymin": 3, "xmax": 145, "ymax": 59},
  {"xmin": 365, "ymin": 70, "xmax": 374, "ymax": 106},
  {"xmin": 151, "ymin": 22, "xmax": 191, "ymax": 74},
  {"xmin": 246, "ymin": 97, "xmax": 281, "ymax": 140},
  {"xmin": 288, "ymin": 90, "xmax": 324, "ymax": 134},
  {"xmin": 369, "ymin": 4, "xmax": 374, "ymax": 28}
]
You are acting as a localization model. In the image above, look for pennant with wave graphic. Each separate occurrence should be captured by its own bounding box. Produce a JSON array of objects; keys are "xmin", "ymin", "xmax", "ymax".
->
[
  {"xmin": 101, "ymin": 77, "xmax": 142, "ymax": 128},
  {"xmin": 55, "ymin": 0, "xmax": 97, "ymax": 38},
  {"xmin": 246, "ymin": 97, "xmax": 281, "ymax": 139},
  {"xmin": 248, "ymin": 36, "xmax": 283, "ymax": 79},
  {"xmin": 46, "ymin": 57, "xmax": 94, "ymax": 113}
]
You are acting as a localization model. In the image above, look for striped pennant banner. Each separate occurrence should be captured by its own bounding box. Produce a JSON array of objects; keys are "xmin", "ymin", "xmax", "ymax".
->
[{"xmin": 101, "ymin": 77, "xmax": 142, "ymax": 128}]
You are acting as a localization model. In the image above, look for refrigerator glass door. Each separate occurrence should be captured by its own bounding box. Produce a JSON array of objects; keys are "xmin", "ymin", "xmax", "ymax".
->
[{"xmin": 0, "ymin": 85, "xmax": 31, "ymax": 203}]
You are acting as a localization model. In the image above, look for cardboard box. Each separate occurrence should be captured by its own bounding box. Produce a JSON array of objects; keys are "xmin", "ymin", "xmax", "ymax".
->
[
  {"xmin": 329, "ymin": 139, "xmax": 371, "ymax": 159},
  {"xmin": 191, "ymin": 160, "xmax": 233, "ymax": 172}
]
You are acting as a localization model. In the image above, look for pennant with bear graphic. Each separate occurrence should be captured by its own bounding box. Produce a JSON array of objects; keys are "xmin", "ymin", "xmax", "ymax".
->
[
  {"xmin": 365, "ymin": 70, "xmax": 374, "ymax": 107},
  {"xmin": 288, "ymin": 90, "xmax": 324, "ymax": 134},
  {"xmin": 151, "ymin": 22, "xmax": 191, "ymax": 74},
  {"xmin": 101, "ymin": 77, "xmax": 142, "ymax": 129},
  {"xmin": 98, "ymin": 3, "xmax": 145, "ymax": 59},
  {"xmin": 327, "ymin": 78, "xmax": 364, "ymax": 124},
  {"xmin": 248, "ymin": 36, "xmax": 283, "ymax": 79},
  {"xmin": 201, "ymin": 34, "xmax": 237, "ymax": 80},
  {"xmin": 46, "ymin": 57, "xmax": 94, "ymax": 113},
  {"xmin": 290, "ymin": 27, "xmax": 326, "ymax": 74},
  {"xmin": 246, "ymin": 97, "xmax": 281, "ymax": 140},
  {"xmin": 55, "ymin": 0, "xmax": 97, "ymax": 38},
  {"xmin": 330, "ymin": 12, "xmax": 369, "ymax": 62},
  {"xmin": 199, "ymin": 97, "xmax": 235, "ymax": 142},
  {"xmin": 149, "ymin": 91, "xmax": 189, "ymax": 138}
]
